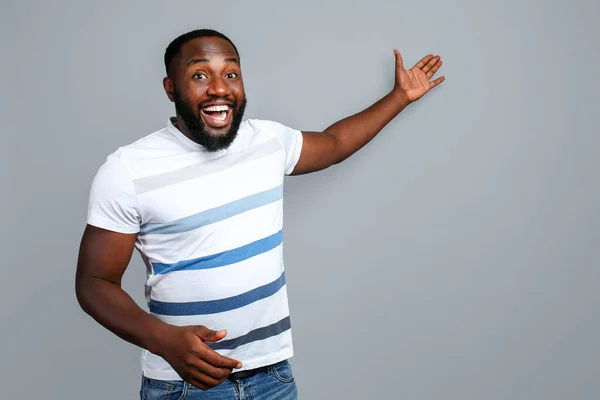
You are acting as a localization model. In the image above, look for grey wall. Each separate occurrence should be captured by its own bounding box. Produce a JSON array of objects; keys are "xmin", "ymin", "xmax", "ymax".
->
[{"xmin": 2, "ymin": 0, "xmax": 599, "ymax": 399}]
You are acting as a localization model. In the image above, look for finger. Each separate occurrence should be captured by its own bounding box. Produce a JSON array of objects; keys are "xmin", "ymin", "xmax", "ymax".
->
[
  {"xmin": 199, "ymin": 345, "xmax": 242, "ymax": 369},
  {"xmin": 429, "ymin": 75, "xmax": 445, "ymax": 88},
  {"xmin": 190, "ymin": 357, "xmax": 233, "ymax": 381},
  {"xmin": 187, "ymin": 376, "xmax": 211, "ymax": 391},
  {"xmin": 426, "ymin": 60, "xmax": 442, "ymax": 78},
  {"xmin": 186, "ymin": 362, "xmax": 231, "ymax": 390},
  {"xmin": 414, "ymin": 54, "xmax": 434, "ymax": 70},
  {"xmin": 393, "ymin": 49, "xmax": 404, "ymax": 70},
  {"xmin": 189, "ymin": 379, "xmax": 209, "ymax": 391},
  {"xmin": 422, "ymin": 55, "xmax": 440, "ymax": 74},
  {"xmin": 192, "ymin": 374, "xmax": 221, "ymax": 390},
  {"xmin": 195, "ymin": 327, "xmax": 227, "ymax": 342}
]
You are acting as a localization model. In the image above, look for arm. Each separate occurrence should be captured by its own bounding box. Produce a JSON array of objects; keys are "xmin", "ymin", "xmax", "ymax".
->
[
  {"xmin": 75, "ymin": 225, "xmax": 168, "ymax": 353},
  {"xmin": 290, "ymin": 50, "xmax": 445, "ymax": 175},
  {"xmin": 75, "ymin": 225, "xmax": 241, "ymax": 389}
]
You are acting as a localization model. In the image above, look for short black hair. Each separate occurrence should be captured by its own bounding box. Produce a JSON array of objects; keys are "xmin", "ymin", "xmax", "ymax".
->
[{"xmin": 164, "ymin": 29, "xmax": 240, "ymax": 77}]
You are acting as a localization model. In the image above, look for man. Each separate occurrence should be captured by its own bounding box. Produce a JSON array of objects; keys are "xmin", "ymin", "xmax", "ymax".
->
[{"xmin": 75, "ymin": 29, "xmax": 444, "ymax": 399}]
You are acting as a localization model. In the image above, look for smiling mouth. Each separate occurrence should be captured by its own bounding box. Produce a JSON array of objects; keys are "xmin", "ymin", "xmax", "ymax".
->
[{"xmin": 200, "ymin": 104, "xmax": 233, "ymax": 130}]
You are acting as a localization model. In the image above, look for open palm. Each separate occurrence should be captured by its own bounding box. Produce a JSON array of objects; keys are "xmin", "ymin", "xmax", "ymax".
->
[{"xmin": 394, "ymin": 50, "xmax": 445, "ymax": 103}]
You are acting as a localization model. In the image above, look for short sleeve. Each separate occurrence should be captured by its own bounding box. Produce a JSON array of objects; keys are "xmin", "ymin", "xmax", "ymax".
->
[
  {"xmin": 252, "ymin": 120, "xmax": 304, "ymax": 175},
  {"xmin": 87, "ymin": 150, "xmax": 141, "ymax": 234}
]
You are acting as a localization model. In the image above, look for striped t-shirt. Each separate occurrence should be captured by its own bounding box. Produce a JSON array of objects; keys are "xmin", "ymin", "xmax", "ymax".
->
[{"xmin": 87, "ymin": 117, "xmax": 303, "ymax": 380}]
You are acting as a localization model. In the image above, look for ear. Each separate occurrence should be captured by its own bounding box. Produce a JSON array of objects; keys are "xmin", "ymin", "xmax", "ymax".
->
[{"xmin": 163, "ymin": 77, "xmax": 175, "ymax": 102}]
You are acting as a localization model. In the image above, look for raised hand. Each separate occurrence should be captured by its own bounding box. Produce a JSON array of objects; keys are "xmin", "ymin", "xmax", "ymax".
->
[
  {"xmin": 157, "ymin": 325, "xmax": 242, "ymax": 390},
  {"xmin": 393, "ymin": 50, "xmax": 445, "ymax": 103}
]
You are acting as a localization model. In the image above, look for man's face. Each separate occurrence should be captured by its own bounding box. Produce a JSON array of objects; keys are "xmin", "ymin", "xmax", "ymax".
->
[{"xmin": 167, "ymin": 36, "xmax": 246, "ymax": 151}]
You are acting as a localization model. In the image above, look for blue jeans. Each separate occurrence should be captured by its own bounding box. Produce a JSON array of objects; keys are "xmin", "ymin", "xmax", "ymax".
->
[{"xmin": 140, "ymin": 360, "xmax": 298, "ymax": 400}]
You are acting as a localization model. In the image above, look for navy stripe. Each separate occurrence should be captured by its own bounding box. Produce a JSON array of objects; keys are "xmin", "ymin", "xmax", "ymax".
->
[
  {"xmin": 149, "ymin": 272, "xmax": 286, "ymax": 316},
  {"xmin": 140, "ymin": 185, "xmax": 283, "ymax": 235},
  {"xmin": 208, "ymin": 316, "xmax": 291, "ymax": 351},
  {"xmin": 152, "ymin": 230, "xmax": 282, "ymax": 275}
]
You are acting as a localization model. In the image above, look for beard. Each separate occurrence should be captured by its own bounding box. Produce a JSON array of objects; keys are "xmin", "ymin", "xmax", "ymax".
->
[{"xmin": 173, "ymin": 90, "xmax": 247, "ymax": 152}]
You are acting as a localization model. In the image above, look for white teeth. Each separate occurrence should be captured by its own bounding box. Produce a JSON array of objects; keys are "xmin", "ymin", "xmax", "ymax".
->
[{"xmin": 203, "ymin": 105, "xmax": 229, "ymax": 112}]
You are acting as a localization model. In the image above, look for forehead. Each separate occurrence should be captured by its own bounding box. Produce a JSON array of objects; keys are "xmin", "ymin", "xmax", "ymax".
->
[{"xmin": 179, "ymin": 36, "xmax": 238, "ymax": 63}]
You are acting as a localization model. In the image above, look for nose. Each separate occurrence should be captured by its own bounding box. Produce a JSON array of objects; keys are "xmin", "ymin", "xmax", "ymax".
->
[{"xmin": 206, "ymin": 76, "xmax": 230, "ymax": 97}]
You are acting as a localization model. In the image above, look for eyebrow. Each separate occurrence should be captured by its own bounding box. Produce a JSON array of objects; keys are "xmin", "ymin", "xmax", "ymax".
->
[{"xmin": 187, "ymin": 57, "xmax": 239, "ymax": 66}]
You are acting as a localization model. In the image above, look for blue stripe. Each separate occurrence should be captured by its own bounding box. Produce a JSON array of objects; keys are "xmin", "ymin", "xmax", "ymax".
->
[
  {"xmin": 208, "ymin": 316, "xmax": 291, "ymax": 351},
  {"xmin": 152, "ymin": 230, "xmax": 283, "ymax": 275},
  {"xmin": 140, "ymin": 185, "xmax": 283, "ymax": 235},
  {"xmin": 149, "ymin": 271, "xmax": 286, "ymax": 316}
]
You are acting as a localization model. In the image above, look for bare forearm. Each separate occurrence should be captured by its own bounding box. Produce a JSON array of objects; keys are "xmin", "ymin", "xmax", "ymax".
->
[
  {"xmin": 76, "ymin": 277, "xmax": 170, "ymax": 355},
  {"xmin": 325, "ymin": 89, "xmax": 409, "ymax": 164}
]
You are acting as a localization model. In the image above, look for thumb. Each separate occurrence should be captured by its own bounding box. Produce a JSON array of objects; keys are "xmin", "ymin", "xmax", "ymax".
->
[
  {"xmin": 394, "ymin": 49, "xmax": 404, "ymax": 70},
  {"xmin": 194, "ymin": 326, "xmax": 227, "ymax": 342}
]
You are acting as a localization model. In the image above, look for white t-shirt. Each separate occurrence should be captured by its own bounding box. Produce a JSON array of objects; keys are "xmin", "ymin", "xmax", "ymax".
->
[{"xmin": 87, "ymin": 118, "xmax": 303, "ymax": 380}]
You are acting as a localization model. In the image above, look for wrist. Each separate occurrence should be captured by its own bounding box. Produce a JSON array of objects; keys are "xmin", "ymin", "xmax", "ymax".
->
[
  {"xmin": 391, "ymin": 86, "xmax": 411, "ymax": 107},
  {"xmin": 143, "ymin": 317, "xmax": 175, "ymax": 356}
]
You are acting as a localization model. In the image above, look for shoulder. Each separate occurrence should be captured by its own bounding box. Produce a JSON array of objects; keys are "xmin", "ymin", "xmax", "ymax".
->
[
  {"xmin": 118, "ymin": 127, "xmax": 178, "ymax": 156},
  {"xmin": 242, "ymin": 119, "xmax": 301, "ymax": 147},
  {"xmin": 105, "ymin": 126, "xmax": 189, "ymax": 181},
  {"xmin": 241, "ymin": 119, "xmax": 303, "ymax": 174},
  {"xmin": 243, "ymin": 118, "xmax": 299, "ymax": 134}
]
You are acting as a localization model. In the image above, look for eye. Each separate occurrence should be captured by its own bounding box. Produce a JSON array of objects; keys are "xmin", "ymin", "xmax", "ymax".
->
[
  {"xmin": 226, "ymin": 72, "xmax": 238, "ymax": 79},
  {"xmin": 192, "ymin": 73, "xmax": 207, "ymax": 79}
]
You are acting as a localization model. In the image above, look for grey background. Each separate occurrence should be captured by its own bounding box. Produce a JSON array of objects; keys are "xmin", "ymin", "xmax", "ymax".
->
[{"xmin": 2, "ymin": 0, "xmax": 599, "ymax": 399}]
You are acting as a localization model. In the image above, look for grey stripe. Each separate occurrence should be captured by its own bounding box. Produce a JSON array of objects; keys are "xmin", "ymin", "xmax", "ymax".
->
[
  {"xmin": 207, "ymin": 316, "xmax": 291, "ymax": 351},
  {"xmin": 133, "ymin": 138, "xmax": 281, "ymax": 194}
]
